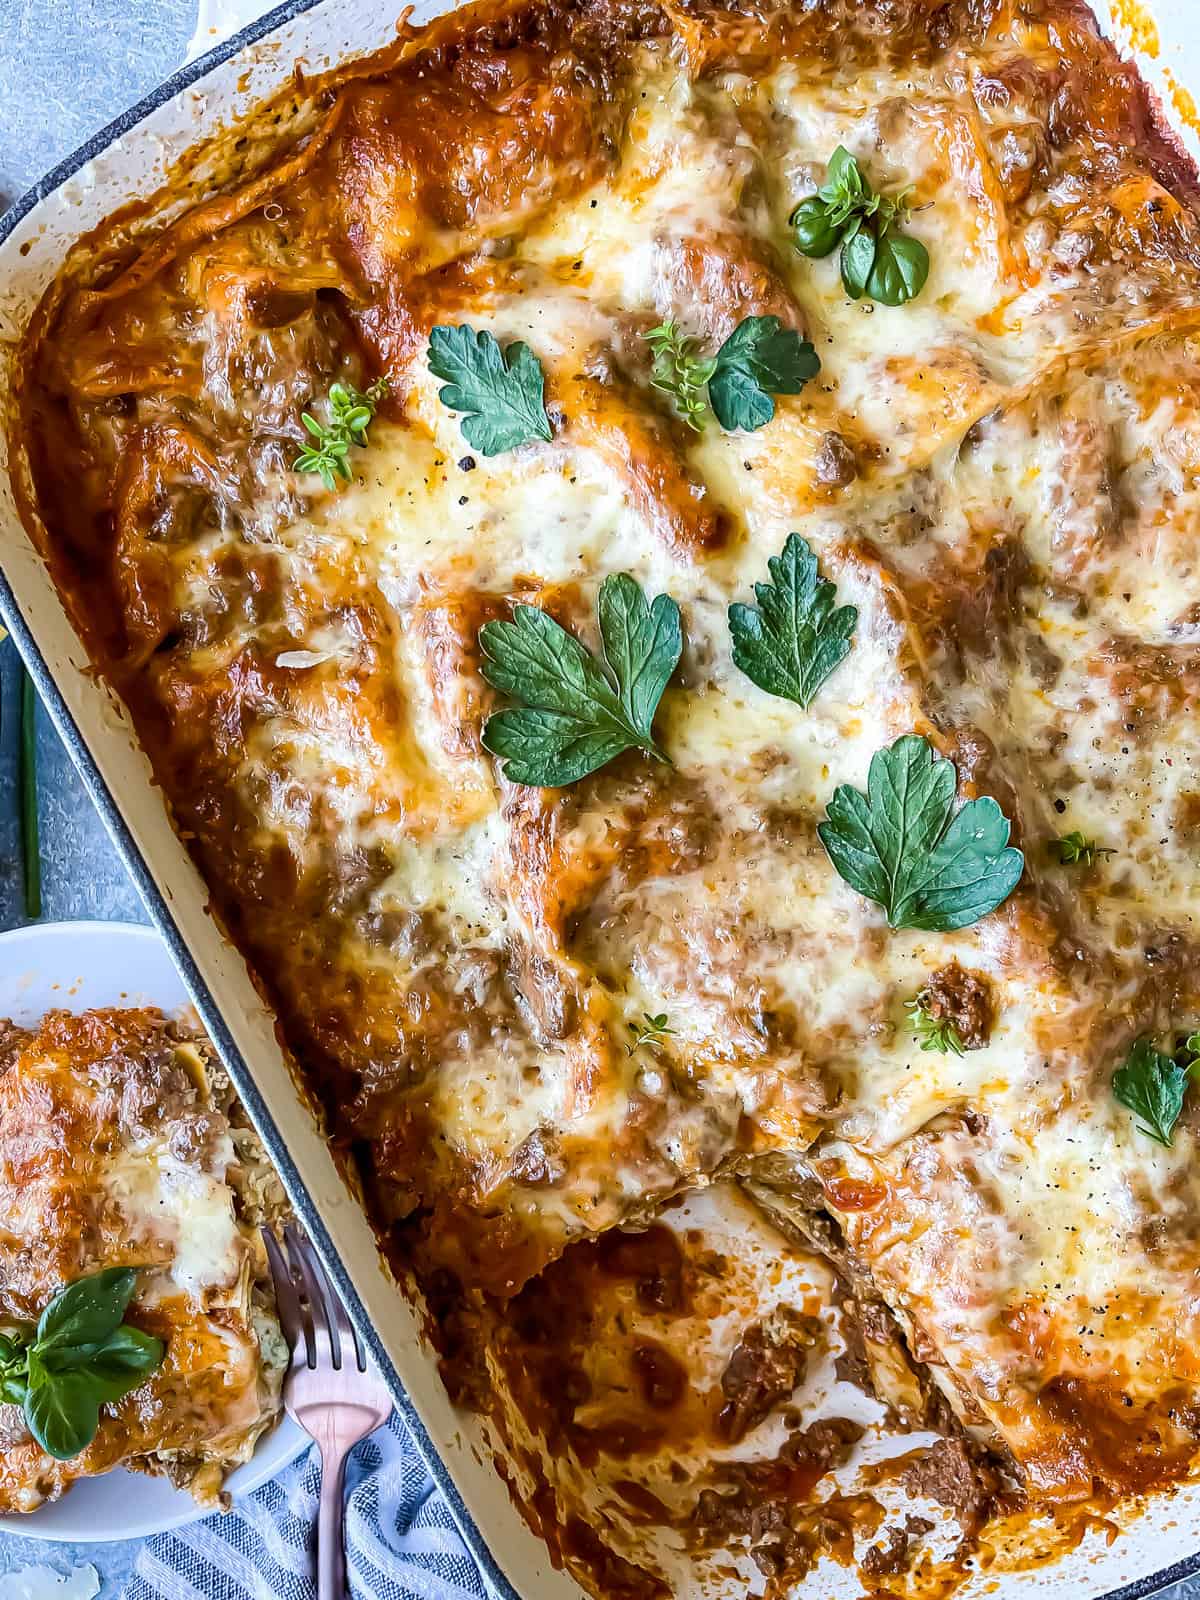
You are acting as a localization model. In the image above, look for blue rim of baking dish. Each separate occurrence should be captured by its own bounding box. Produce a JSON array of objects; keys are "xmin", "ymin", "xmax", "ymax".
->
[{"xmin": 0, "ymin": 5, "xmax": 1196, "ymax": 1598}]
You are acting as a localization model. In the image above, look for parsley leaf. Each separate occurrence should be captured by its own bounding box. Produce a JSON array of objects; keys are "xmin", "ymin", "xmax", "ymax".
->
[
  {"xmin": 644, "ymin": 321, "xmax": 716, "ymax": 432},
  {"xmin": 1050, "ymin": 830, "xmax": 1114, "ymax": 867},
  {"xmin": 644, "ymin": 316, "xmax": 819, "ymax": 434},
  {"xmin": 708, "ymin": 316, "xmax": 821, "ymax": 432},
  {"xmin": 728, "ymin": 534, "xmax": 856, "ymax": 709},
  {"xmin": 1113, "ymin": 1037, "xmax": 1197, "ymax": 1147},
  {"xmin": 792, "ymin": 148, "xmax": 930, "ymax": 307},
  {"xmin": 294, "ymin": 378, "xmax": 388, "ymax": 492},
  {"xmin": 427, "ymin": 325, "xmax": 553, "ymax": 456},
  {"xmin": 480, "ymin": 573, "xmax": 682, "ymax": 787},
  {"xmin": 907, "ymin": 993, "xmax": 964, "ymax": 1057},
  {"xmin": 817, "ymin": 734, "xmax": 1025, "ymax": 931}
]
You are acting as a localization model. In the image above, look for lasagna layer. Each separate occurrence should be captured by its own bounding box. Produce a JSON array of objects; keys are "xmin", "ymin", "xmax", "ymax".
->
[
  {"xmin": 15, "ymin": 0, "xmax": 1200, "ymax": 1552},
  {"xmin": 0, "ymin": 1008, "xmax": 288, "ymax": 1512}
]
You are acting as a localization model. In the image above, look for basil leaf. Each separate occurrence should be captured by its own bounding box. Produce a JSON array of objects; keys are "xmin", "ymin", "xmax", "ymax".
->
[
  {"xmin": 820, "ymin": 145, "xmax": 868, "ymax": 208},
  {"xmin": 708, "ymin": 316, "xmax": 820, "ymax": 432},
  {"xmin": 791, "ymin": 196, "xmax": 842, "ymax": 258},
  {"xmin": 42, "ymin": 1325, "xmax": 164, "ymax": 1394},
  {"xmin": 728, "ymin": 533, "xmax": 857, "ymax": 708},
  {"xmin": 480, "ymin": 573, "xmax": 681, "ymax": 787},
  {"xmin": 36, "ymin": 1268, "xmax": 137, "ymax": 1354},
  {"xmin": 24, "ymin": 1363, "xmax": 102, "ymax": 1462},
  {"xmin": 840, "ymin": 224, "xmax": 876, "ymax": 300},
  {"xmin": 427, "ymin": 325, "xmax": 553, "ymax": 456},
  {"xmin": 1113, "ymin": 1038, "xmax": 1193, "ymax": 1147},
  {"xmin": 797, "ymin": 148, "xmax": 931, "ymax": 307},
  {"xmin": 0, "ymin": 1374, "xmax": 28, "ymax": 1406},
  {"xmin": 0, "ymin": 1331, "xmax": 30, "ymax": 1366},
  {"xmin": 0, "ymin": 1329, "xmax": 31, "ymax": 1404},
  {"xmin": 866, "ymin": 228, "xmax": 930, "ymax": 306},
  {"xmin": 817, "ymin": 734, "xmax": 1024, "ymax": 931}
]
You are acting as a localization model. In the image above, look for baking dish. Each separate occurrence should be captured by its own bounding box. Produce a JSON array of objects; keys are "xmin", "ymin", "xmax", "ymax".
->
[{"xmin": 2, "ymin": 1, "xmax": 1200, "ymax": 1596}]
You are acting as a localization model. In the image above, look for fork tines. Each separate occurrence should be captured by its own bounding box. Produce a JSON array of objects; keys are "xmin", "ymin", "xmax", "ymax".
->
[{"xmin": 263, "ymin": 1223, "xmax": 368, "ymax": 1374}]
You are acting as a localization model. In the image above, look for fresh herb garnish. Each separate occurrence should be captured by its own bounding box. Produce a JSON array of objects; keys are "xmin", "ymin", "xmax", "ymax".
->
[
  {"xmin": 728, "ymin": 533, "xmax": 857, "ymax": 709},
  {"xmin": 0, "ymin": 1268, "xmax": 164, "ymax": 1461},
  {"xmin": 817, "ymin": 735, "xmax": 1024, "ymax": 931},
  {"xmin": 627, "ymin": 1013, "xmax": 677, "ymax": 1055},
  {"xmin": 18, "ymin": 664, "xmax": 41, "ymax": 921},
  {"xmin": 708, "ymin": 316, "xmax": 821, "ymax": 431},
  {"xmin": 792, "ymin": 147, "xmax": 930, "ymax": 307},
  {"xmin": 480, "ymin": 573, "xmax": 682, "ymax": 787},
  {"xmin": 645, "ymin": 321, "xmax": 716, "ymax": 432},
  {"xmin": 907, "ymin": 992, "xmax": 964, "ymax": 1057},
  {"xmin": 1113, "ymin": 1037, "xmax": 1200, "ymax": 1147},
  {"xmin": 644, "ymin": 315, "xmax": 819, "ymax": 433},
  {"xmin": 427, "ymin": 325, "xmax": 553, "ymax": 456},
  {"xmin": 294, "ymin": 378, "xmax": 388, "ymax": 492},
  {"xmin": 1050, "ymin": 831, "xmax": 1114, "ymax": 868}
]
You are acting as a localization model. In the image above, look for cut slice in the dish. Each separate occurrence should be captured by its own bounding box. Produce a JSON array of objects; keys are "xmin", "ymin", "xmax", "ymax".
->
[
  {"xmin": 0, "ymin": 1007, "xmax": 290, "ymax": 1513},
  {"xmin": 441, "ymin": 1181, "xmax": 1012, "ymax": 1597}
]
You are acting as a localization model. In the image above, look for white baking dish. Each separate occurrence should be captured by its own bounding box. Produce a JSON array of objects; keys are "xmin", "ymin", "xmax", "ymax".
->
[{"xmin": 0, "ymin": 2, "xmax": 1197, "ymax": 1595}]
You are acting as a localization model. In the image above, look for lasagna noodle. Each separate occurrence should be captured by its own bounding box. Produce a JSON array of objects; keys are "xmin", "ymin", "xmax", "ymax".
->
[{"xmin": 15, "ymin": 0, "xmax": 1200, "ymax": 1531}]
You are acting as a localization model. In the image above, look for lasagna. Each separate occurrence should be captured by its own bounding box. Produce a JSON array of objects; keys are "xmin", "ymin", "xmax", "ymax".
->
[
  {"xmin": 12, "ymin": 0, "xmax": 1200, "ymax": 1589},
  {"xmin": 0, "ymin": 1008, "xmax": 288, "ymax": 1511}
]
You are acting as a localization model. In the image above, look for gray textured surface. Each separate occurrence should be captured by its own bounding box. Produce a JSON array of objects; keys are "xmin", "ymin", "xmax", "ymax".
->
[{"xmin": 0, "ymin": 0, "xmax": 1199, "ymax": 1596}]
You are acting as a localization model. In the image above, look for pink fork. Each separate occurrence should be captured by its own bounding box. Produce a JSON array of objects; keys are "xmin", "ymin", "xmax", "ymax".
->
[{"xmin": 263, "ymin": 1225, "xmax": 393, "ymax": 1600}]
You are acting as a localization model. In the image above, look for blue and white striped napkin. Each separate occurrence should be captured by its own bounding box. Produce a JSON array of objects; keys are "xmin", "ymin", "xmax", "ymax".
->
[{"xmin": 123, "ymin": 1416, "xmax": 489, "ymax": 1600}]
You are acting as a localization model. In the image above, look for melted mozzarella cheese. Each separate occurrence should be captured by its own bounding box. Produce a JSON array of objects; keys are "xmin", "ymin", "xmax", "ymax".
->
[{"xmin": 102, "ymin": 1131, "xmax": 242, "ymax": 1302}]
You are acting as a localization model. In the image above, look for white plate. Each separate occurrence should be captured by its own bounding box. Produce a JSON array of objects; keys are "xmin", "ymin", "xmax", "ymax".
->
[{"xmin": 0, "ymin": 920, "xmax": 307, "ymax": 1542}]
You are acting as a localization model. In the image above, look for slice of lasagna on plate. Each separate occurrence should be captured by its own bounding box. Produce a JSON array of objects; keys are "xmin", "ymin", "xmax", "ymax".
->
[{"xmin": 0, "ymin": 1007, "xmax": 289, "ymax": 1513}]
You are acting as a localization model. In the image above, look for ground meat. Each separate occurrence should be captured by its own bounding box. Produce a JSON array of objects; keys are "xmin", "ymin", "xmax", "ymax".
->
[
  {"xmin": 631, "ymin": 1341, "xmax": 687, "ymax": 1410},
  {"xmin": 693, "ymin": 1486, "xmax": 807, "ymax": 1582},
  {"xmin": 692, "ymin": 1422, "xmax": 864, "ymax": 1586},
  {"xmin": 861, "ymin": 1524, "xmax": 910, "ymax": 1577},
  {"xmin": 716, "ymin": 1306, "xmax": 822, "ymax": 1443},
  {"xmin": 815, "ymin": 431, "xmax": 858, "ymax": 486},
  {"xmin": 505, "ymin": 942, "xmax": 579, "ymax": 1044},
  {"xmin": 921, "ymin": 961, "xmax": 994, "ymax": 1050},
  {"xmin": 900, "ymin": 1437, "xmax": 998, "ymax": 1533},
  {"xmin": 782, "ymin": 1415, "xmax": 864, "ymax": 1474},
  {"xmin": 861, "ymin": 1515, "xmax": 935, "ymax": 1576},
  {"xmin": 595, "ymin": 1225, "xmax": 688, "ymax": 1315},
  {"xmin": 507, "ymin": 1129, "xmax": 565, "ymax": 1186}
]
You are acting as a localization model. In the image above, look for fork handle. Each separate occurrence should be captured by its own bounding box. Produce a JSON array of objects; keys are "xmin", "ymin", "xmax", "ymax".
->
[{"xmin": 316, "ymin": 1438, "xmax": 351, "ymax": 1600}]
